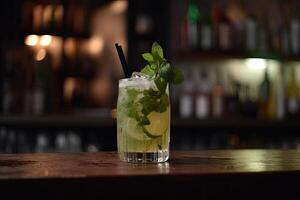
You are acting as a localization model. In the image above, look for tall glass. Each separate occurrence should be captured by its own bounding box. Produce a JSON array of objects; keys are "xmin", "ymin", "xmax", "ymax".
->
[{"xmin": 117, "ymin": 74, "xmax": 170, "ymax": 163}]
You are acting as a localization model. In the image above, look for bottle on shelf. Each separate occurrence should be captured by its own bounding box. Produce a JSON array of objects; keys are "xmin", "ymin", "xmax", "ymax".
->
[
  {"xmin": 179, "ymin": 69, "xmax": 195, "ymax": 119},
  {"xmin": 2, "ymin": 80, "xmax": 14, "ymax": 114},
  {"xmin": 281, "ymin": 15, "xmax": 290, "ymax": 56},
  {"xmin": 199, "ymin": 12, "xmax": 213, "ymax": 51},
  {"xmin": 186, "ymin": 0, "xmax": 200, "ymax": 49},
  {"xmin": 217, "ymin": 9, "xmax": 232, "ymax": 51},
  {"xmin": 32, "ymin": 4, "xmax": 43, "ymax": 32},
  {"xmin": 268, "ymin": 7, "xmax": 282, "ymax": 54},
  {"xmin": 195, "ymin": 67, "xmax": 211, "ymax": 119},
  {"xmin": 239, "ymin": 85, "xmax": 258, "ymax": 119},
  {"xmin": 245, "ymin": 14, "xmax": 257, "ymax": 53},
  {"xmin": 35, "ymin": 133, "xmax": 50, "ymax": 153},
  {"xmin": 212, "ymin": 68, "xmax": 224, "ymax": 118},
  {"xmin": 256, "ymin": 13, "xmax": 269, "ymax": 54},
  {"xmin": 224, "ymin": 73, "xmax": 240, "ymax": 118},
  {"xmin": 275, "ymin": 75, "xmax": 285, "ymax": 120},
  {"xmin": 258, "ymin": 66, "xmax": 275, "ymax": 119},
  {"xmin": 286, "ymin": 66, "xmax": 299, "ymax": 118},
  {"xmin": 290, "ymin": 12, "xmax": 300, "ymax": 55},
  {"xmin": 32, "ymin": 52, "xmax": 53, "ymax": 114}
]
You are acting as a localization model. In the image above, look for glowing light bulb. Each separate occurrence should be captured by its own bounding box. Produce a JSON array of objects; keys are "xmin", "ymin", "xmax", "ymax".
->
[
  {"xmin": 40, "ymin": 35, "xmax": 52, "ymax": 46},
  {"xmin": 246, "ymin": 58, "xmax": 267, "ymax": 70},
  {"xmin": 25, "ymin": 35, "xmax": 39, "ymax": 46}
]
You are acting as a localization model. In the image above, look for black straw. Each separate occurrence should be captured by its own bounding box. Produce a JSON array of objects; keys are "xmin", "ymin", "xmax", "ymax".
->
[{"xmin": 115, "ymin": 43, "xmax": 131, "ymax": 78}]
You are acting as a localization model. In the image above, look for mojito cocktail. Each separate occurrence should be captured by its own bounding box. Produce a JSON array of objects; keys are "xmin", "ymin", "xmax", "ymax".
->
[
  {"xmin": 117, "ymin": 73, "xmax": 170, "ymax": 163},
  {"xmin": 116, "ymin": 42, "xmax": 183, "ymax": 163}
]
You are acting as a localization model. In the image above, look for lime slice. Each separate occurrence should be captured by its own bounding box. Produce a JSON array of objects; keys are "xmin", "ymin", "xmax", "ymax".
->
[{"xmin": 144, "ymin": 109, "xmax": 169, "ymax": 137}]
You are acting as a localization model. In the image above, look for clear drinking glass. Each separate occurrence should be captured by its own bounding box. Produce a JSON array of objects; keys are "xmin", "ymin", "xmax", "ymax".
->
[{"xmin": 117, "ymin": 73, "xmax": 170, "ymax": 163}]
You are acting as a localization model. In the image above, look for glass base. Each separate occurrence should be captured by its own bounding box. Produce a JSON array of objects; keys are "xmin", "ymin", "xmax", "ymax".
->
[{"xmin": 119, "ymin": 150, "xmax": 169, "ymax": 163}]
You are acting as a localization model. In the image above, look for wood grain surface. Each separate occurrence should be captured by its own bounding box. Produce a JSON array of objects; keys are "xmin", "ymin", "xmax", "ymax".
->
[{"xmin": 0, "ymin": 150, "xmax": 300, "ymax": 199}]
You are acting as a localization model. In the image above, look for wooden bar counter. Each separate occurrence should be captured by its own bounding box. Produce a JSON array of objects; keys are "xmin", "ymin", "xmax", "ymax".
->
[{"xmin": 1, "ymin": 150, "xmax": 300, "ymax": 199}]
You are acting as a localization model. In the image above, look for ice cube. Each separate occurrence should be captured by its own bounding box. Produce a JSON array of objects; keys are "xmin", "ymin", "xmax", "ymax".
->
[
  {"xmin": 119, "ymin": 72, "xmax": 153, "ymax": 89},
  {"xmin": 130, "ymin": 72, "xmax": 150, "ymax": 80}
]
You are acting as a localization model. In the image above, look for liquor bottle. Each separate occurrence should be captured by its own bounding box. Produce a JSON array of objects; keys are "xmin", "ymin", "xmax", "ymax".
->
[
  {"xmin": 290, "ymin": 13, "xmax": 300, "ymax": 55},
  {"xmin": 35, "ymin": 133, "xmax": 50, "ymax": 152},
  {"xmin": 286, "ymin": 66, "xmax": 299, "ymax": 118},
  {"xmin": 258, "ymin": 67, "xmax": 274, "ymax": 119},
  {"xmin": 55, "ymin": 132, "xmax": 68, "ymax": 152},
  {"xmin": 268, "ymin": 6, "xmax": 282, "ymax": 54},
  {"xmin": 179, "ymin": 70, "xmax": 195, "ymax": 119},
  {"xmin": 239, "ymin": 85, "xmax": 258, "ymax": 119},
  {"xmin": 212, "ymin": 68, "xmax": 224, "ymax": 118},
  {"xmin": 218, "ymin": 10, "xmax": 232, "ymax": 51},
  {"xmin": 257, "ymin": 14, "xmax": 268, "ymax": 53},
  {"xmin": 33, "ymin": 4, "xmax": 43, "ymax": 32},
  {"xmin": 227, "ymin": 0, "xmax": 246, "ymax": 52},
  {"xmin": 211, "ymin": 4, "xmax": 222, "ymax": 51},
  {"xmin": 224, "ymin": 73, "xmax": 240, "ymax": 118},
  {"xmin": 276, "ymin": 75, "xmax": 285, "ymax": 120},
  {"xmin": 186, "ymin": 0, "xmax": 200, "ymax": 49},
  {"xmin": 2, "ymin": 80, "xmax": 13, "ymax": 113},
  {"xmin": 54, "ymin": 5, "xmax": 63, "ymax": 32},
  {"xmin": 195, "ymin": 68, "xmax": 211, "ymax": 119},
  {"xmin": 281, "ymin": 20, "xmax": 290, "ymax": 55},
  {"xmin": 245, "ymin": 14, "xmax": 257, "ymax": 52},
  {"xmin": 272, "ymin": 26, "xmax": 281, "ymax": 54},
  {"xmin": 199, "ymin": 13, "xmax": 213, "ymax": 51},
  {"xmin": 33, "ymin": 53, "xmax": 53, "ymax": 114},
  {"xmin": 32, "ymin": 82, "xmax": 45, "ymax": 115}
]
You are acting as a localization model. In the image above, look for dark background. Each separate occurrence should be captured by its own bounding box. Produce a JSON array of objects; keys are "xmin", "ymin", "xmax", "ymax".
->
[{"xmin": 1, "ymin": 0, "xmax": 300, "ymax": 153}]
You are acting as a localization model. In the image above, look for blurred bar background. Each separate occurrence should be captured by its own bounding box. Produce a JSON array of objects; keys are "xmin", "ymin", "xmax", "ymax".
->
[{"xmin": 1, "ymin": 0, "xmax": 300, "ymax": 153}]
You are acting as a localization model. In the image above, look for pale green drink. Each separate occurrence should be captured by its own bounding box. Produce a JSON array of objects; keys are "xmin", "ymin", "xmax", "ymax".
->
[{"xmin": 117, "ymin": 73, "xmax": 170, "ymax": 163}]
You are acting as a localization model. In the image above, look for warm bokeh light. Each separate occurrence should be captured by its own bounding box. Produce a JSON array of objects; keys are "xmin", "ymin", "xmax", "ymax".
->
[
  {"xmin": 25, "ymin": 35, "xmax": 39, "ymax": 46},
  {"xmin": 54, "ymin": 5, "xmax": 64, "ymax": 24},
  {"xmin": 246, "ymin": 58, "xmax": 267, "ymax": 70},
  {"xmin": 88, "ymin": 36, "xmax": 104, "ymax": 56},
  {"xmin": 64, "ymin": 38, "xmax": 77, "ymax": 58},
  {"xmin": 40, "ymin": 35, "xmax": 52, "ymax": 46},
  {"xmin": 33, "ymin": 5, "xmax": 43, "ymax": 31},
  {"xmin": 110, "ymin": 0, "xmax": 127, "ymax": 14},
  {"xmin": 35, "ymin": 49, "xmax": 47, "ymax": 61},
  {"xmin": 64, "ymin": 78, "xmax": 77, "ymax": 102},
  {"xmin": 43, "ymin": 5, "xmax": 53, "ymax": 28}
]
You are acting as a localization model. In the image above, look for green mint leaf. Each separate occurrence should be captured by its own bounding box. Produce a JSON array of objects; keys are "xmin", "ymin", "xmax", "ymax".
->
[
  {"xmin": 143, "ymin": 88, "xmax": 160, "ymax": 97},
  {"xmin": 159, "ymin": 62, "xmax": 172, "ymax": 81},
  {"xmin": 126, "ymin": 106, "xmax": 134, "ymax": 118},
  {"xmin": 154, "ymin": 76, "xmax": 167, "ymax": 94},
  {"xmin": 139, "ymin": 94, "xmax": 157, "ymax": 116},
  {"xmin": 142, "ymin": 53, "xmax": 154, "ymax": 63},
  {"xmin": 150, "ymin": 64, "xmax": 157, "ymax": 70},
  {"xmin": 152, "ymin": 51, "xmax": 164, "ymax": 63},
  {"xmin": 152, "ymin": 42, "xmax": 164, "ymax": 59},
  {"xmin": 127, "ymin": 88, "xmax": 139, "ymax": 99},
  {"xmin": 170, "ymin": 67, "xmax": 184, "ymax": 84},
  {"xmin": 124, "ymin": 89, "xmax": 140, "ymax": 120},
  {"xmin": 148, "ymin": 88, "xmax": 161, "ymax": 97},
  {"xmin": 156, "ymin": 93, "xmax": 169, "ymax": 113},
  {"xmin": 141, "ymin": 64, "xmax": 155, "ymax": 76},
  {"xmin": 139, "ymin": 116, "xmax": 150, "ymax": 125}
]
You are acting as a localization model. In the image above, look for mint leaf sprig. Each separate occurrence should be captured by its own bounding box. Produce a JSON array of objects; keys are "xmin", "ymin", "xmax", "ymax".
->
[
  {"xmin": 124, "ymin": 42, "xmax": 184, "ymax": 138},
  {"xmin": 141, "ymin": 42, "xmax": 184, "ymax": 94}
]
